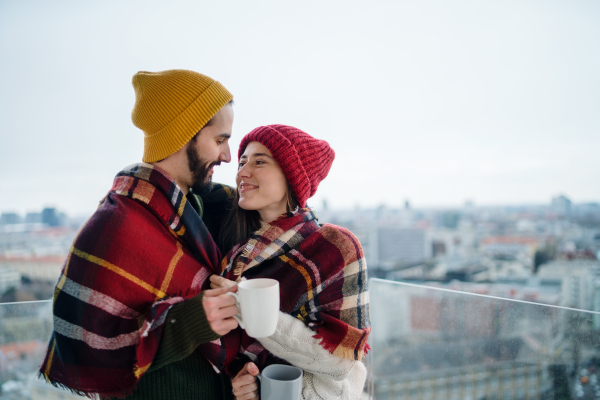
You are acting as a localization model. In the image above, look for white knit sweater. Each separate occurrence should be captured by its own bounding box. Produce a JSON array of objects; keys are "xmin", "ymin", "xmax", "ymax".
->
[{"xmin": 257, "ymin": 312, "xmax": 366, "ymax": 400}]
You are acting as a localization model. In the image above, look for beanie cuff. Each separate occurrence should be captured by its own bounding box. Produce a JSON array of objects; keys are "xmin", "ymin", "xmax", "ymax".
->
[{"xmin": 142, "ymin": 81, "xmax": 233, "ymax": 163}]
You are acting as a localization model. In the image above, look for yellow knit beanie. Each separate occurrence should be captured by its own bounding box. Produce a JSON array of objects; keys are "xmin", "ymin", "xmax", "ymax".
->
[{"xmin": 131, "ymin": 69, "xmax": 233, "ymax": 163}]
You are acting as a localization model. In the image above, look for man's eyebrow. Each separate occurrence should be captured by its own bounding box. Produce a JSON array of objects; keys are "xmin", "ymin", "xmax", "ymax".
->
[{"xmin": 217, "ymin": 133, "xmax": 231, "ymax": 139}]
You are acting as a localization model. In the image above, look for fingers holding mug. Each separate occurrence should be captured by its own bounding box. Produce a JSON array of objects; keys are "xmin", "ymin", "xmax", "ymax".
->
[
  {"xmin": 232, "ymin": 362, "xmax": 259, "ymax": 400},
  {"xmin": 210, "ymin": 275, "xmax": 238, "ymax": 290},
  {"xmin": 202, "ymin": 286, "xmax": 239, "ymax": 336}
]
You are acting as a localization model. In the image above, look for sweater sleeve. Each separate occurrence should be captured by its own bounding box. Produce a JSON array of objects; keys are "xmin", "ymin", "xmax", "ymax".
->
[
  {"xmin": 257, "ymin": 312, "xmax": 366, "ymax": 400},
  {"xmin": 149, "ymin": 292, "xmax": 221, "ymax": 372}
]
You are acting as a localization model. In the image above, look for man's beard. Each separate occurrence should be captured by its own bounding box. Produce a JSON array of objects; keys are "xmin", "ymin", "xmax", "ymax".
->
[{"xmin": 186, "ymin": 145, "xmax": 219, "ymax": 195}]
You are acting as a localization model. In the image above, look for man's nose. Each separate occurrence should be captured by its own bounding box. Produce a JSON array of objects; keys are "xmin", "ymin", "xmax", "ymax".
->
[{"xmin": 220, "ymin": 145, "xmax": 231, "ymax": 163}]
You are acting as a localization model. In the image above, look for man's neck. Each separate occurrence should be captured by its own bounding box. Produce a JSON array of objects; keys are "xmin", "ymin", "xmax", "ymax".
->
[{"xmin": 151, "ymin": 161, "xmax": 190, "ymax": 195}]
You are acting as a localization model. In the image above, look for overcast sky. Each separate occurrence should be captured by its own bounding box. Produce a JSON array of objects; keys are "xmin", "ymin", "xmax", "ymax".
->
[{"xmin": 1, "ymin": 0, "xmax": 599, "ymax": 216}]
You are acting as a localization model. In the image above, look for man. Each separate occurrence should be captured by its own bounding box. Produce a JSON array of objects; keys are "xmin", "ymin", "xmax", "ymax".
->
[{"xmin": 39, "ymin": 69, "xmax": 241, "ymax": 399}]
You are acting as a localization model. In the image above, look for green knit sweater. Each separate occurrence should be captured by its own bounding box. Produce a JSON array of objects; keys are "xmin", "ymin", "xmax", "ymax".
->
[{"xmin": 108, "ymin": 193, "xmax": 233, "ymax": 400}]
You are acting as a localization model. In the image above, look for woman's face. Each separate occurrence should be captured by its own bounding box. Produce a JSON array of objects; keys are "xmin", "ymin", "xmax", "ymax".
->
[{"xmin": 237, "ymin": 141, "xmax": 289, "ymax": 223}]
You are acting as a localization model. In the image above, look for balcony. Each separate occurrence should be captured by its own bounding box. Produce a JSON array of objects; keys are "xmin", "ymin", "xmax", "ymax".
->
[{"xmin": 1, "ymin": 279, "xmax": 600, "ymax": 399}]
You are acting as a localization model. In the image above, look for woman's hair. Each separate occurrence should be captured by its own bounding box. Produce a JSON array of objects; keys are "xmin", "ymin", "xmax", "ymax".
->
[{"xmin": 219, "ymin": 180, "xmax": 300, "ymax": 251}]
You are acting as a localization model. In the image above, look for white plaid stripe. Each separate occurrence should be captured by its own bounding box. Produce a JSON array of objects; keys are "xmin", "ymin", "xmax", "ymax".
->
[
  {"xmin": 53, "ymin": 316, "xmax": 139, "ymax": 350},
  {"xmin": 246, "ymin": 229, "xmax": 306, "ymax": 271},
  {"xmin": 170, "ymin": 215, "xmax": 180, "ymax": 230},
  {"xmin": 61, "ymin": 276, "xmax": 141, "ymax": 319},
  {"xmin": 171, "ymin": 186, "xmax": 181, "ymax": 207}
]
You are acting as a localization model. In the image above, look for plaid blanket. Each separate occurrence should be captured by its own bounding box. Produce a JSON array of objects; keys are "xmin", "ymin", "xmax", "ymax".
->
[
  {"xmin": 199, "ymin": 208, "xmax": 370, "ymax": 376},
  {"xmin": 39, "ymin": 163, "xmax": 220, "ymax": 398}
]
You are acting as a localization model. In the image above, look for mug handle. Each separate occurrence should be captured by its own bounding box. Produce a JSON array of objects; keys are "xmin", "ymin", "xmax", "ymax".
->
[{"xmin": 225, "ymin": 292, "xmax": 245, "ymax": 329}]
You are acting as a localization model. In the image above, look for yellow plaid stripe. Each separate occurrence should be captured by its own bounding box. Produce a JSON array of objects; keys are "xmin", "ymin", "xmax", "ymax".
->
[
  {"xmin": 132, "ymin": 180, "xmax": 156, "ymax": 204},
  {"xmin": 71, "ymin": 247, "xmax": 166, "ymax": 299},
  {"xmin": 55, "ymin": 215, "xmax": 92, "ymax": 300},
  {"xmin": 177, "ymin": 196, "xmax": 187, "ymax": 217},
  {"xmin": 157, "ymin": 242, "xmax": 183, "ymax": 299},
  {"xmin": 279, "ymin": 255, "xmax": 315, "ymax": 302},
  {"xmin": 134, "ymin": 363, "xmax": 152, "ymax": 378},
  {"xmin": 55, "ymin": 251, "xmax": 73, "ymax": 300},
  {"xmin": 43, "ymin": 340, "xmax": 56, "ymax": 379}
]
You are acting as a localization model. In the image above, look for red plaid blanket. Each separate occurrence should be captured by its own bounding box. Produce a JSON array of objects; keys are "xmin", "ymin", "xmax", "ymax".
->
[
  {"xmin": 199, "ymin": 209, "xmax": 370, "ymax": 376},
  {"xmin": 39, "ymin": 163, "xmax": 220, "ymax": 398}
]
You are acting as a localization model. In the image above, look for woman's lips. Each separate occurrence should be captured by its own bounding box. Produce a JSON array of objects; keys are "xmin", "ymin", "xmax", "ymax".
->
[{"xmin": 239, "ymin": 183, "xmax": 257, "ymax": 193}]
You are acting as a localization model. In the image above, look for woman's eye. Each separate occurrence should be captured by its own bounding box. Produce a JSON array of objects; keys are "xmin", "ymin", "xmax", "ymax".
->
[
  {"xmin": 255, "ymin": 160, "xmax": 265, "ymax": 165},
  {"xmin": 238, "ymin": 162, "xmax": 245, "ymax": 169}
]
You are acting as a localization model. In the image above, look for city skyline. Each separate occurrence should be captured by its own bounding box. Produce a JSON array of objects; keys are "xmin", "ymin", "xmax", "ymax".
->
[
  {"xmin": 1, "ymin": 0, "xmax": 599, "ymax": 215},
  {"xmin": 0, "ymin": 193, "xmax": 597, "ymax": 220}
]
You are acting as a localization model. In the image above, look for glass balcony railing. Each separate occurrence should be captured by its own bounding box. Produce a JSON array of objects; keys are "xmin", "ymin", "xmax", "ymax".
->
[
  {"xmin": 0, "ymin": 300, "xmax": 83, "ymax": 400},
  {"xmin": 366, "ymin": 278, "xmax": 600, "ymax": 400},
  {"xmin": 2, "ymin": 279, "xmax": 600, "ymax": 399}
]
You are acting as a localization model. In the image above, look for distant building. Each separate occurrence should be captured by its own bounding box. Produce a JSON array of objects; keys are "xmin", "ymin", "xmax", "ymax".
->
[
  {"xmin": 371, "ymin": 228, "xmax": 430, "ymax": 270},
  {"xmin": 374, "ymin": 361, "xmax": 546, "ymax": 400},
  {"xmin": 551, "ymin": 195, "xmax": 571, "ymax": 216},
  {"xmin": 25, "ymin": 212, "xmax": 42, "ymax": 224},
  {"xmin": 0, "ymin": 226, "xmax": 77, "ymax": 259},
  {"xmin": 479, "ymin": 236, "xmax": 539, "ymax": 261},
  {"xmin": 441, "ymin": 212, "xmax": 460, "ymax": 229},
  {"xmin": 0, "ymin": 213, "xmax": 21, "ymax": 226},
  {"xmin": 0, "ymin": 268, "xmax": 21, "ymax": 294},
  {"xmin": 0, "ymin": 256, "xmax": 65, "ymax": 282},
  {"xmin": 594, "ymin": 279, "xmax": 600, "ymax": 330},
  {"xmin": 537, "ymin": 259, "xmax": 600, "ymax": 311},
  {"xmin": 41, "ymin": 208, "xmax": 60, "ymax": 227},
  {"xmin": 429, "ymin": 229, "xmax": 477, "ymax": 259},
  {"xmin": 0, "ymin": 340, "xmax": 45, "ymax": 373},
  {"xmin": 371, "ymin": 282, "xmax": 555, "ymax": 400},
  {"xmin": 416, "ymin": 277, "xmax": 563, "ymax": 306}
]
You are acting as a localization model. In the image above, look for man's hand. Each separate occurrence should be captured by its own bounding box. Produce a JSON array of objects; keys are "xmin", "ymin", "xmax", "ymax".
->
[
  {"xmin": 210, "ymin": 274, "xmax": 238, "ymax": 290},
  {"xmin": 202, "ymin": 286, "xmax": 239, "ymax": 336},
  {"xmin": 232, "ymin": 362, "xmax": 259, "ymax": 400}
]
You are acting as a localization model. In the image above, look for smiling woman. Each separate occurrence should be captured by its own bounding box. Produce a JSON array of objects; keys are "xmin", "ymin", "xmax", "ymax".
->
[
  {"xmin": 204, "ymin": 125, "xmax": 371, "ymax": 400},
  {"xmin": 237, "ymin": 142, "xmax": 291, "ymax": 223}
]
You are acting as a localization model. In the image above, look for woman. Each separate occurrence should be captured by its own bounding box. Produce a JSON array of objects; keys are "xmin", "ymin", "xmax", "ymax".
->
[{"xmin": 204, "ymin": 125, "xmax": 370, "ymax": 399}]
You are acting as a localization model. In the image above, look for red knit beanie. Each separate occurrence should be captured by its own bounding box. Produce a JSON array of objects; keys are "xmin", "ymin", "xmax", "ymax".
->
[{"xmin": 238, "ymin": 125, "xmax": 335, "ymax": 208}]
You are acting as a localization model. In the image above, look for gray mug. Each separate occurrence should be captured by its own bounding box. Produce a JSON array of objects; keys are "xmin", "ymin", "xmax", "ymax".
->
[{"xmin": 259, "ymin": 364, "xmax": 303, "ymax": 400}]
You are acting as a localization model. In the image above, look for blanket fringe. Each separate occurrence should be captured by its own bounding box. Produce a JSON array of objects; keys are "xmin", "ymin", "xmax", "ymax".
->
[
  {"xmin": 37, "ymin": 371, "xmax": 136, "ymax": 399},
  {"xmin": 37, "ymin": 371, "xmax": 97, "ymax": 399},
  {"xmin": 312, "ymin": 330, "xmax": 370, "ymax": 361}
]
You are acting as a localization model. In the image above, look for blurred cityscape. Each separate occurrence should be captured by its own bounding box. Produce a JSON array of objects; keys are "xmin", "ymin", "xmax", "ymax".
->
[
  {"xmin": 3, "ymin": 196, "xmax": 599, "ymax": 310},
  {"xmin": 0, "ymin": 208, "xmax": 85, "ymax": 304},
  {"xmin": 320, "ymin": 195, "xmax": 600, "ymax": 318},
  {"xmin": 1, "ymin": 196, "xmax": 600, "ymax": 399}
]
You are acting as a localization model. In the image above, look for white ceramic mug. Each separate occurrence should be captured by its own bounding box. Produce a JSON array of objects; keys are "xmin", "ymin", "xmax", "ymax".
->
[
  {"xmin": 227, "ymin": 278, "xmax": 280, "ymax": 338},
  {"xmin": 259, "ymin": 364, "xmax": 303, "ymax": 400}
]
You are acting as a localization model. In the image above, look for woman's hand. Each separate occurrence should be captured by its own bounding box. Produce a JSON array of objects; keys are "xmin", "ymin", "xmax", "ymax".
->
[
  {"xmin": 232, "ymin": 362, "xmax": 259, "ymax": 400},
  {"xmin": 210, "ymin": 275, "xmax": 238, "ymax": 290}
]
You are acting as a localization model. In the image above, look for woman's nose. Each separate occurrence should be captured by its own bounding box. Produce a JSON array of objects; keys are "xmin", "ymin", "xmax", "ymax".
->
[{"xmin": 237, "ymin": 163, "xmax": 251, "ymax": 178}]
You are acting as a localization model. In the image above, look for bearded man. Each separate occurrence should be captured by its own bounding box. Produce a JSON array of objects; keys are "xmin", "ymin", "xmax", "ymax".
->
[{"xmin": 39, "ymin": 70, "xmax": 239, "ymax": 400}]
